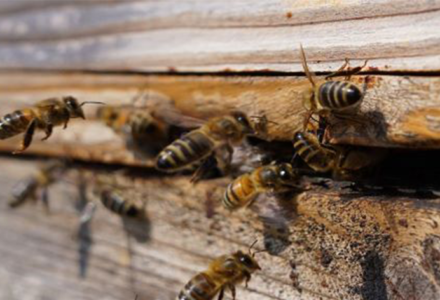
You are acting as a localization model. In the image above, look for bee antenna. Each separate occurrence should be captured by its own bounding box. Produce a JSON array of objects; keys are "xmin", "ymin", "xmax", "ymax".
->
[
  {"xmin": 79, "ymin": 101, "xmax": 106, "ymax": 107},
  {"xmin": 248, "ymin": 239, "xmax": 259, "ymax": 256},
  {"xmin": 249, "ymin": 116, "xmax": 278, "ymax": 125}
]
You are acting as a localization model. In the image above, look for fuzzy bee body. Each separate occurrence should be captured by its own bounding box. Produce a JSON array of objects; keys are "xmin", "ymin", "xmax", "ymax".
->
[
  {"xmin": 316, "ymin": 81, "xmax": 362, "ymax": 112},
  {"xmin": 99, "ymin": 189, "xmax": 142, "ymax": 218},
  {"xmin": 0, "ymin": 109, "xmax": 35, "ymax": 140},
  {"xmin": 300, "ymin": 45, "xmax": 367, "ymax": 131},
  {"xmin": 0, "ymin": 97, "xmax": 99, "ymax": 153},
  {"xmin": 178, "ymin": 250, "xmax": 260, "ymax": 300},
  {"xmin": 293, "ymin": 132, "xmax": 336, "ymax": 173},
  {"xmin": 156, "ymin": 130, "xmax": 215, "ymax": 172},
  {"xmin": 224, "ymin": 163, "xmax": 299, "ymax": 210},
  {"xmin": 156, "ymin": 112, "xmax": 257, "ymax": 173},
  {"xmin": 293, "ymin": 131, "xmax": 386, "ymax": 179},
  {"xmin": 97, "ymin": 106, "xmax": 172, "ymax": 157}
]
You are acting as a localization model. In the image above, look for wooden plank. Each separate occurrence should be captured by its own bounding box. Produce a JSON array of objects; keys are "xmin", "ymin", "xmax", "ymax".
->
[
  {"xmin": 0, "ymin": 72, "xmax": 440, "ymax": 165},
  {"xmin": 0, "ymin": 1, "xmax": 439, "ymax": 72},
  {"xmin": 0, "ymin": 156, "xmax": 439, "ymax": 300}
]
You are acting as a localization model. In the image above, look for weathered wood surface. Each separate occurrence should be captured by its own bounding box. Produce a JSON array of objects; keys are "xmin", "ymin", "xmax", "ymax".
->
[
  {"xmin": 0, "ymin": 0, "xmax": 439, "ymax": 72},
  {"xmin": 0, "ymin": 156, "xmax": 439, "ymax": 300},
  {"xmin": 0, "ymin": 72, "xmax": 440, "ymax": 165}
]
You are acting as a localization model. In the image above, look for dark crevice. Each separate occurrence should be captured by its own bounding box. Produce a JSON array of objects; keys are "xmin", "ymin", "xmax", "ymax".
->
[{"xmin": 2, "ymin": 67, "xmax": 440, "ymax": 78}]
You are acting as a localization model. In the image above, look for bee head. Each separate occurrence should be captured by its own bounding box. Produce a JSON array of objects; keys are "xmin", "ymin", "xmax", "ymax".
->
[
  {"xmin": 231, "ymin": 111, "xmax": 253, "ymax": 134},
  {"xmin": 234, "ymin": 251, "xmax": 261, "ymax": 273},
  {"xmin": 277, "ymin": 163, "xmax": 298, "ymax": 184},
  {"xmin": 63, "ymin": 96, "xmax": 85, "ymax": 119}
]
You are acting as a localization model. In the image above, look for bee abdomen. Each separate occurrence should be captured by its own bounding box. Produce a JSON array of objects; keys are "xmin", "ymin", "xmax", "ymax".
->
[
  {"xmin": 223, "ymin": 175, "xmax": 256, "ymax": 210},
  {"xmin": 293, "ymin": 132, "xmax": 333, "ymax": 172},
  {"xmin": 178, "ymin": 273, "xmax": 218, "ymax": 300},
  {"xmin": 100, "ymin": 190, "xmax": 140, "ymax": 217},
  {"xmin": 156, "ymin": 131, "xmax": 214, "ymax": 172},
  {"xmin": 318, "ymin": 81, "xmax": 362, "ymax": 110},
  {"xmin": 0, "ymin": 110, "xmax": 31, "ymax": 139}
]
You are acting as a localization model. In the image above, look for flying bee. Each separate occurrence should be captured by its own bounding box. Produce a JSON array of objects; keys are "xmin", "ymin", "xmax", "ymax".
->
[
  {"xmin": 156, "ymin": 111, "xmax": 266, "ymax": 180},
  {"xmin": 92, "ymin": 180, "xmax": 145, "ymax": 218},
  {"xmin": 223, "ymin": 163, "xmax": 301, "ymax": 211},
  {"xmin": 96, "ymin": 105, "xmax": 171, "ymax": 157},
  {"xmin": 9, "ymin": 160, "xmax": 66, "ymax": 208},
  {"xmin": 293, "ymin": 131, "xmax": 386, "ymax": 179},
  {"xmin": 0, "ymin": 96, "xmax": 103, "ymax": 153},
  {"xmin": 299, "ymin": 45, "xmax": 368, "ymax": 132},
  {"xmin": 178, "ymin": 242, "xmax": 262, "ymax": 300}
]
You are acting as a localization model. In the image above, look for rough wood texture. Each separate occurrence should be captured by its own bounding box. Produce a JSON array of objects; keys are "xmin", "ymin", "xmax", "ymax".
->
[
  {"xmin": 0, "ymin": 0, "xmax": 439, "ymax": 72},
  {"xmin": 0, "ymin": 157, "xmax": 439, "ymax": 300},
  {"xmin": 0, "ymin": 72, "xmax": 440, "ymax": 165}
]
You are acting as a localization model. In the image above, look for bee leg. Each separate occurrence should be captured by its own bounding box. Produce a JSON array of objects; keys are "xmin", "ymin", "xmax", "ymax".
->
[
  {"xmin": 63, "ymin": 117, "xmax": 70, "ymax": 129},
  {"xmin": 228, "ymin": 284, "xmax": 236, "ymax": 300},
  {"xmin": 302, "ymin": 111, "xmax": 314, "ymax": 131},
  {"xmin": 41, "ymin": 124, "xmax": 53, "ymax": 141},
  {"xmin": 244, "ymin": 272, "xmax": 251, "ymax": 288},
  {"xmin": 325, "ymin": 58, "xmax": 349, "ymax": 80},
  {"xmin": 190, "ymin": 155, "xmax": 217, "ymax": 184},
  {"xmin": 13, "ymin": 119, "xmax": 37, "ymax": 154},
  {"xmin": 217, "ymin": 288, "xmax": 224, "ymax": 300},
  {"xmin": 215, "ymin": 144, "xmax": 233, "ymax": 175}
]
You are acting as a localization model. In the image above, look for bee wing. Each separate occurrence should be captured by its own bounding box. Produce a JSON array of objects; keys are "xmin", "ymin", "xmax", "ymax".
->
[
  {"xmin": 151, "ymin": 107, "xmax": 206, "ymax": 129},
  {"xmin": 299, "ymin": 44, "xmax": 317, "ymax": 87},
  {"xmin": 35, "ymin": 98, "xmax": 61, "ymax": 108}
]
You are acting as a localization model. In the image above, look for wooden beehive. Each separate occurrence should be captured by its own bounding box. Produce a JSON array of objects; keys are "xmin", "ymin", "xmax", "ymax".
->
[{"xmin": 0, "ymin": 1, "xmax": 439, "ymax": 300}]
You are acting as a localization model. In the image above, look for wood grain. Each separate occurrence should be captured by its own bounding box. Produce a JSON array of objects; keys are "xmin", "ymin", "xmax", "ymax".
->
[
  {"xmin": 0, "ymin": 157, "xmax": 439, "ymax": 300},
  {"xmin": 0, "ymin": 72, "xmax": 440, "ymax": 165},
  {"xmin": 0, "ymin": 1, "xmax": 439, "ymax": 72}
]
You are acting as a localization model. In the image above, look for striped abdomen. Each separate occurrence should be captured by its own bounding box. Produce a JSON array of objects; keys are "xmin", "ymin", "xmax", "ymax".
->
[
  {"xmin": 8, "ymin": 177, "xmax": 39, "ymax": 208},
  {"xmin": 317, "ymin": 81, "xmax": 362, "ymax": 110},
  {"xmin": 178, "ymin": 273, "xmax": 219, "ymax": 300},
  {"xmin": 223, "ymin": 174, "xmax": 257, "ymax": 210},
  {"xmin": 100, "ymin": 190, "xmax": 140, "ymax": 217},
  {"xmin": 293, "ymin": 132, "xmax": 335, "ymax": 172},
  {"xmin": 156, "ymin": 131, "xmax": 214, "ymax": 172},
  {"xmin": 0, "ymin": 109, "xmax": 33, "ymax": 139}
]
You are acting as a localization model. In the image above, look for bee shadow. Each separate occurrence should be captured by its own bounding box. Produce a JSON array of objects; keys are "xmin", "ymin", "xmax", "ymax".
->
[
  {"xmin": 121, "ymin": 213, "xmax": 152, "ymax": 244},
  {"xmin": 254, "ymin": 191, "xmax": 299, "ymax": 255},
  {"xmin": 74, "ymin": 179, "xmax": 94, "ymax": 279}
]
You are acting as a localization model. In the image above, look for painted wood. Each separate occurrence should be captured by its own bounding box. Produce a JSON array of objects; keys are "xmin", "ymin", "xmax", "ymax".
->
[{"xmin": 0, "ymin": 1, "xmax": 439, "ymax": 72}]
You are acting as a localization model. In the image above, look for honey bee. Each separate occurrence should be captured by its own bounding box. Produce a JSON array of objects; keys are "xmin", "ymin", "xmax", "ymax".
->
[
  {"xmin": 299, "ymin": 45, "xmax": 368, "ymax": 130},
  {"xmin": 178, "ymin": 243, "xmax": 262, "ymax": 300},
  {"xmin": 9, "ymin": 160, "xmax": 66, "ymax": 208},
  {"xmin": 96, "ymin": 105, "xmax": 171, "ymax": 157},
  {"xmin": 156, "ymin": 111, "xmax": 266, "ymax": 178},
  {"xmin": 293, "ymin": 131, "xmax": 337, "ymax": 173},
  {"xmin": 93, "ymin": 179, "xmax": 144, "ymax": 218},
  {"xmin": 0, "ymin": 97, "xmax": 103, "ymax": 153},
  {"xmin": 223, "ymin": 163, "xmax": 301, "ymax": 211},
  {"xmin": 293, "ymin": 131, "xmax": 386, "ymax": 179}
]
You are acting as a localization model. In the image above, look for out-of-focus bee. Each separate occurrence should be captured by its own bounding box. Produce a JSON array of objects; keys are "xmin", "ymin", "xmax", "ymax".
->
[
  {"xmin": 92, "ymin": 178, "xmax": 144, "ymax": 218},
  {"xmin": 0, "ymin": 97, "xmax": 103, "ymax": 153},
  {"xmin": 178, "ymin": 242, "xmax": 262, "ymax": 300},
  {"xmin": 96, "ymin": 105, "xmax": 171, "ymax": 157},
  {"xmin": 9, "ymin": 160, "xmax": 66, "ymax": 208},
  {"xmin": 299, "ymin": 45, "xmax": 368, "ymax": 130},
  {"xmin": 293, "ymin": 131, "xmax": 386, "ymax": 179},
  {"xmin": 223, "ymin": 163, "xmax": 301, "ymax": 211},
  {"xmin": 156, "ymin": 111, "xmax": 266, "ymax": 179}
]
